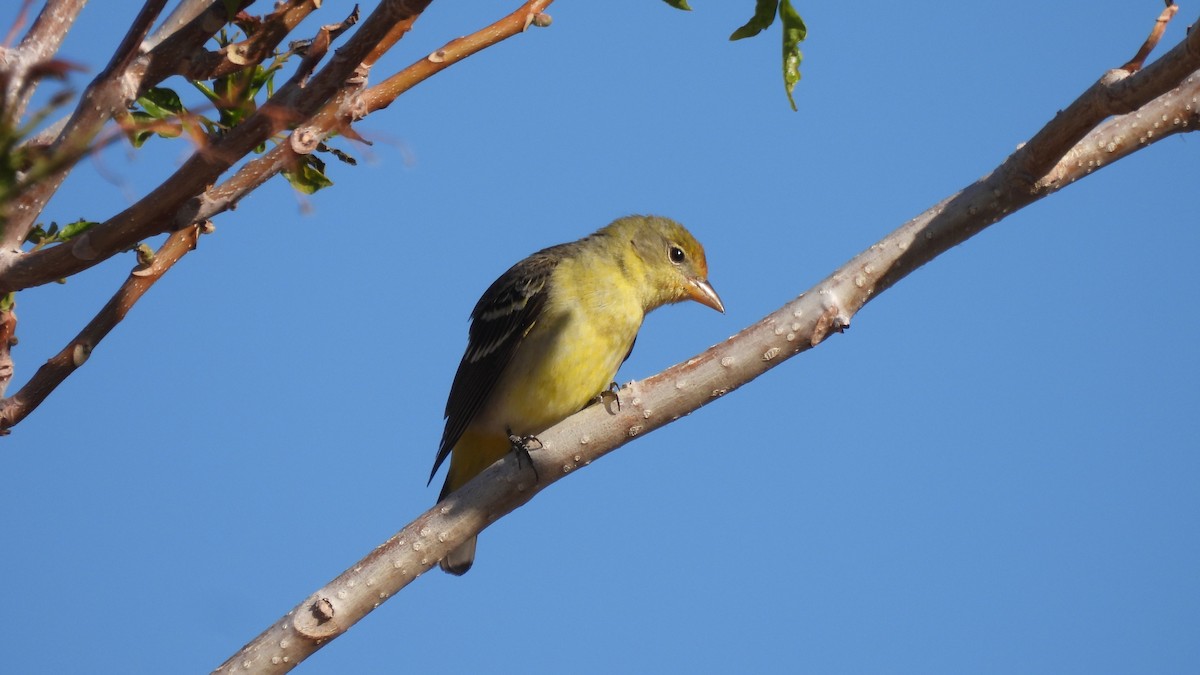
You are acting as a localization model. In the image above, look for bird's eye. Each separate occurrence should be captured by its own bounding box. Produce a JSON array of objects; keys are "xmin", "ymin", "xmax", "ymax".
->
[{"xmin": 668, "ymin": 245, "xmax": 686, "ymax": 264}]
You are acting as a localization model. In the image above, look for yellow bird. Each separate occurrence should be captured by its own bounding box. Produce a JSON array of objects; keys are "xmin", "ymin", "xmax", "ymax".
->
[{"xmin": 429, "ymin": 214, "xmax": 724, "ymax": 575}]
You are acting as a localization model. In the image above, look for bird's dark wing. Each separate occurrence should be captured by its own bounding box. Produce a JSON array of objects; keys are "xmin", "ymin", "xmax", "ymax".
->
[{"xmin": 428, "ymin": 245, "xmax": 568, "ymax": 484}]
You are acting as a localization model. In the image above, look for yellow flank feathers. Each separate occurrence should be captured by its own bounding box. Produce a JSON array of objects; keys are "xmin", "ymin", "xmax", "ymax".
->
[{"xmin": 430, "ymin": 215, "xmax": 723, "ymax": 575}]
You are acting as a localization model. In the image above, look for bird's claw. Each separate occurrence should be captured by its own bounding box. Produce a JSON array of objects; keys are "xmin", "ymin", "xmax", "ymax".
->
[
  {"xmin": 506, "ymin": 426, "xmax": 543, "ymax": 482},
  {"xmin": 595, "ymin": 381, "xmax": 621, "ymax": 412}
]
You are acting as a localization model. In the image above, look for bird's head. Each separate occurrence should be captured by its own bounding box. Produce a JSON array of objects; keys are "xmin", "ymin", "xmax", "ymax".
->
[{"xmin": 604, "ymin": 215, "xmax": 724, "ymax": 314}]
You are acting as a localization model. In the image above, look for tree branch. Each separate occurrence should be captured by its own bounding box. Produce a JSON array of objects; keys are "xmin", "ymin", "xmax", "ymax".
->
[
  {"xmin": 212, "ymin": 12, "xmax": 1200, "ymax": 675},
  {"xmin": 0, "ymin": 223, "xmax": 206, "ymax": 430},
  {"xmin": 0, "ymin": 0, "xmax": 558, "ymax": 437},
  {"xmin": 143, "ymin": 0, "xmax": 231, "ymax": 51},
  {"xmin": 196, "ymin": 0, "xmax": 556, "ymax": 238},
  {"xmin": 0, "ymin": 0, "xmax": 167, "ymax": 252},
  {"xmin": 150, "ymin": 0, "xmax": 320, "ymax": 83},
  {"xmin": 1122, "ymin": 1, "xmax": 1179, "ymax": 72},
  {"xmin": 0, "ymin": 0, "xmax": 435, "ymax": 294},
  {"xmin": 0, "ymin": 0, "xmax": 434, "ymax": 294},
  {"xmin": 1, "ymin": 0, "xmax": 87, "ymax": 125}
]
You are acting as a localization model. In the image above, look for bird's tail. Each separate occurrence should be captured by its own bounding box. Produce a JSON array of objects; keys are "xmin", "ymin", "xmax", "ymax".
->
[
  {"xmin": 436, "ymin": 431, "xmax": 510, "ymax": 576},
  {"xmin": 440, "ymin": 536, "xmax": 476, "ymax": 576}
]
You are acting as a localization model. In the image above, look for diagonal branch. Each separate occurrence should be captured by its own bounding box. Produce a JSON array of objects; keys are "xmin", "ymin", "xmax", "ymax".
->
[
  {"xmin": 0, "ymin": 0, "xmax": 168, "ymax": 252},
  {"xmin": 0, "ymin": 0, "xmax": 435, "ymax": 295},
  {"xmin": 0, "ymin": 223, "xmax": 206, "ymax": 430},
  {"xmin": 212, "ymin": 11, "xmax": 1200, "ymax": 675},
  {"xmin": 2, "ymin": 0, "xmax": 87, "ymax": 125},
  {"xmin": 1122, "ymin": 1, "xmax": 1179, "ymax": 72},
  {"xmin": 130, "ymin": 0, "xmax": 555, "ymax": 273},
  {"xmin": 12, "ymin": 0, "xmax": 254, "ymax": 155},
  {"xmin": 149, "ymin": 0, "xmax": 321, "ymax": 83}
]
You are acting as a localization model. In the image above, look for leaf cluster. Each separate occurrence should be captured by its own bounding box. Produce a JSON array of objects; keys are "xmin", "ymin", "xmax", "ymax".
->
[
  {"xmin": 663, "ymin": 0, "xmax": 808, "ymax": 110},
  {"xmin": 123, "ymin": 23, "xmax": 351, "ymax": 192}
]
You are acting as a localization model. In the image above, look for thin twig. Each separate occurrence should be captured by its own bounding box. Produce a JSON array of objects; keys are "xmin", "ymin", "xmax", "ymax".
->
[
  {"xmin": 2, "ymin": 0, "xmax": 33, "ymax": 47},
  {"xmin": 364, "ymin": 0, "xmax": 554, "ymax": 113},
  {"xmin": 0, "ymin": 224, "xmax": 205, "ymax": 431},
  {"xmin": 1122, "ymin": 2, "xmax": 1179, "ymax": 72},
  {"xmin": 197, "ymin": 0, "xmax": 555, "ymax": 245}
]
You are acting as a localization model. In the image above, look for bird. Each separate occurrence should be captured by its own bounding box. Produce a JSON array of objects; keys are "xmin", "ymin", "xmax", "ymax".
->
[{"xmin": 428, "ymin": 214, "xmax": 724, "ymax": 575}]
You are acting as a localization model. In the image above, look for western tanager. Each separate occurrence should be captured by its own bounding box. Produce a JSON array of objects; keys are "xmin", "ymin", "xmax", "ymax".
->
[{"xmin": 429, "ymin": 214, "xmax": 724, "ymax": 575}]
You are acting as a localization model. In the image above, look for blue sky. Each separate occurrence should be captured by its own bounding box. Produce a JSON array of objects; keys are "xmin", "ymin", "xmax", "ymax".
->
[{"xmin": 3, "ymin": 1, "xmax": 1197, "ymax": 673}]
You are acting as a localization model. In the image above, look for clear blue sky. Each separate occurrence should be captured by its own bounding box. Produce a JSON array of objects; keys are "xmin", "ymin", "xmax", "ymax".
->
[{"xmin": 3, "ymin": 1, "xmax": 1197, "ymax": 673}]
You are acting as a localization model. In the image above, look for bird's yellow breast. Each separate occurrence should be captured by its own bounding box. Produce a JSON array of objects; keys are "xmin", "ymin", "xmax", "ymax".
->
[
  {"xmin": 442, "ymin": 254, "xmax": 649, "ymax": 495},
  {"xmin": 489, "ymin": 254, "xmax": 643, "ymax": 432},
  {"xmin": 476, "ymin": 254, "xmax": 644, "ymax": 436}
]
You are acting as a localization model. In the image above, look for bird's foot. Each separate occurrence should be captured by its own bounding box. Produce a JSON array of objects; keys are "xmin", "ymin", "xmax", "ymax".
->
[
  {"xmin": 506, "ymin": 426, "xmax": 543, "ymax": 482},
  {"xmin": 593, "ymin": 381, "xmax": 622, "ymax": 412}
]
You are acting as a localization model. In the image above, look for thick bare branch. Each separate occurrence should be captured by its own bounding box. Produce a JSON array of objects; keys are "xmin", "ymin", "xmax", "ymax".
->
[
  {"xmin": 212, "ymin": 14, "xmax": 1200, "ymax": 675},
  {"xmin": 0, "ymin": 223, "xmax": 205, "ymax": 430}
]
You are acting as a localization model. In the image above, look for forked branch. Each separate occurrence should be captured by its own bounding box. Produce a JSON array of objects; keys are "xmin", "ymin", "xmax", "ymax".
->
[{"xmin": 0, "ymin": 223, "xmax": 206, "ymax": 430}]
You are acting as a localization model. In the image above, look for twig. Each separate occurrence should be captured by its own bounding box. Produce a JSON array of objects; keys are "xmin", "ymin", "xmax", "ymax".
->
[
  {"xmin": 0, "ymin": 224, "xmax": 205, "ymax": 431},
  {"xmin": 197, "ymin": 0, "xmax": 555, "ymax": 246},
  {"xmin": 1122, "ymin": 2, "xmax": 1179, "ymax": 72},
  {"xmin": 2, "ymin": 0, "xmax": 33, "ymax": 47},
  {"xmin": 153, "ymin": 0, "xmax": 320, "ymax": 83},
  {"xmin": 363, "ymin": 0, "xmax": 554, "ymax": 113},
  {"xmin": 212, "ymin": 9, "xmax": 1199, "ymax": 675}
]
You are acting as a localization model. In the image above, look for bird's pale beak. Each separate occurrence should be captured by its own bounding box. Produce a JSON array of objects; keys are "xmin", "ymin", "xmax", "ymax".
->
[{"xmin": 688, "ymin": 278, "xmax": 725, "ymax": 313}]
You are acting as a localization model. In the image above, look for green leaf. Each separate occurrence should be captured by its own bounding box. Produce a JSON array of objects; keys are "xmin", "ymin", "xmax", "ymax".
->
[
  {"xmin": 0, "ymin": 292, "xmax": 14, "ymax": 313},
  {"xmin": 780, "ymin": 0, "xmax": 807, "ymax": 111},
  {"xmin": 56, "ymin": 219, "xmax": 98, "ymax": 241},
  {"xmin": 282, "ymin": 156, "xmax": 333, "ymax": 195},
  {"xmin": 137, "ymin": 87, "xmax": 184, "ymax": 119},
  {"xmin": 24, "ymin": 224, "xmax": 48, "ymax": 245},
  {"xmin": 730, "ymin": 0, "xmax": 778, "ymax": 41},
  {"xmin": 127, "ymin": 111, "xmax": 157, "ymax": 148},
  {"xmin": 126, "ymin": 111, "xmax": 181, "ymax": 148},
  {"xmin": 191, "ymin": 79, "xmax": 219, "ymax": 103},
  {"xmin": 660, "ymin": 0, "xmax": 692, "ymax": 9}
]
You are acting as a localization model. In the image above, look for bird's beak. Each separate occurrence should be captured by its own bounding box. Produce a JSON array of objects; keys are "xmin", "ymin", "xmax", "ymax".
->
[{"xmin": 688, "ymin": 278, "xmax": 725, "ymax": 313}]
